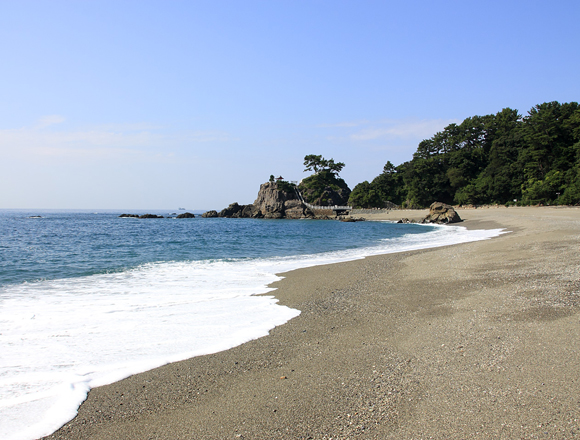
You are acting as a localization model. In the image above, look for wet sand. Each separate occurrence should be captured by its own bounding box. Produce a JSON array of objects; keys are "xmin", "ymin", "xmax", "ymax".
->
[{"xmin": 45, "ymin": 207, "xmax": 580, "ymax": 439}]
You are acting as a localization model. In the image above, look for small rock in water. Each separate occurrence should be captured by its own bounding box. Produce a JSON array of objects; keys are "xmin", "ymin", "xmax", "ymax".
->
[
  {"xmin": 176, "ymin": 212, "xmax": 195, "ymax": 218},
  {"xmin": 201, "ymin": 210, "xmax": 219, "ymax": 218}
]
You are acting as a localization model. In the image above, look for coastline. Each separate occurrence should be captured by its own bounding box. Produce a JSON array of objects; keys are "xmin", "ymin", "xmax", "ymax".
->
[{"xmin": 44, "ymin": 206, "xmax": 580, "ymax": 439}]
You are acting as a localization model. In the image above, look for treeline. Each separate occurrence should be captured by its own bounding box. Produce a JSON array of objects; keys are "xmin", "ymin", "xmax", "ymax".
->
[{"xmin": 348, "ymin": 101, "xmax": 580, "ymax": 208}]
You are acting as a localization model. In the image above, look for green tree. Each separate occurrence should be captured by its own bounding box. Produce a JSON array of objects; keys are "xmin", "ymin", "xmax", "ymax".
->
[
  {"xmin": 520, "ymin": 102, "xmax": 579, "ymax": 179},
  {"xmin": 371, "ymin": 161, "xmax": 404, "ymax": 205},
  {"xmin": 350, "ymin": 101, "xmax": 579, "ymax": 208},
  {"xmin": 303, "ymin": 154, "xmax": 326, "ymax": 173},
  {"xmin": 303, "ymin": 154, "xmax": 345, "ymax": 176},
  {"xmin": 348, "ymin": 181, "xmax": 382, "ymax": 208}
]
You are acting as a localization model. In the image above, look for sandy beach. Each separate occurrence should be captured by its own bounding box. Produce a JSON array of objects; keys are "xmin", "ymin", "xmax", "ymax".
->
[{"xmin": 44, "ymin": 206, "xmax": 580, "ymax": 440}]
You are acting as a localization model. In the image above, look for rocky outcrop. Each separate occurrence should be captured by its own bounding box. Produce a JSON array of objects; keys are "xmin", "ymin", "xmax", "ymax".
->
[
  {"xmin": 119, "ymin": 214, "xmax": 164, "ymax": 218},
  {"xmin": 241, "ymin": 204, "xmax": 258, "ymax": 218},
  {"xmin": 302, "ymin": 186, "xmax": 350, "ymax": 206},
  {"xmin": 218, "ymin": 203, "xmax": 260, "ymax": 218},
  {"xmin": 283, "ymin": 199, "xmax": 309, "ymax": 219},
  {"xmin": 218, "ymin": 180, "xmax": 356, "ymax": 219},
  {"xmin": 340, "ymin": 217, "xmax": 365, "ymax": 222},
  {"xmin": 297, "ymin": 171, "xmax": 351, "ymax": 206},
  {"xmin": 422, "ymin": 202, "xmax": 462, "ymax": 224},
  {"xmin": 201, "ymin": 210, "xmax": 219, "ymax": 218},
  {"xmin": 219, "ymin": 203, "xmax": 243, "ymax": 218},
  {"xmin": 176, "ymin": 212, "xmax": 195, "ymax": 218},
  {"xmin": 249, "ymin": 182, "xmax": 312, "ymax": 219},
  {"xmin": 218, "ymin": 181, "xmax": 316, "ymax": 219},
  {"xmin": 253, "ymin": 182, "xmax": 295, "ymax": 218}
]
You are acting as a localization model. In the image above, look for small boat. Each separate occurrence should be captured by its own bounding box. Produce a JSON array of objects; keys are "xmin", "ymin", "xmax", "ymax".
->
[{"xmin": 178, "ymin": 207, "xmax": 186, "ymax": 210}]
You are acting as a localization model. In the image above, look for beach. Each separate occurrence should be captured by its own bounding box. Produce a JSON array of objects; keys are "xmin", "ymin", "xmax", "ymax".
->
[{"xmin": 44, "ymin": 206, "xmax": 580, "ymax": 439}]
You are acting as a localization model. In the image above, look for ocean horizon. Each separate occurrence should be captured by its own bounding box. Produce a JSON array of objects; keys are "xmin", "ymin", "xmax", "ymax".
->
[{"xmin": 0, "ymin": 210, "xmax": 504, "ymax": 440}]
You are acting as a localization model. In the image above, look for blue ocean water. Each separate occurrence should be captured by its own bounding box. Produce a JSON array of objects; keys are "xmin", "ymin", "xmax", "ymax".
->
[
  {"xmin": 0, "ymin": 209, "xmax": 504, "ymax": 440},
  {"xmin": 0, "ymin": 210, "xmax": 433, "ymax": 287}
]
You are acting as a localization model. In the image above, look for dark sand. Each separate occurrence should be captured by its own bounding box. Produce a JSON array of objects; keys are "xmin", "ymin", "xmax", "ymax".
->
[{"xmin": 44, "ymin": 207, "xmax": 580, "ymax": 439}]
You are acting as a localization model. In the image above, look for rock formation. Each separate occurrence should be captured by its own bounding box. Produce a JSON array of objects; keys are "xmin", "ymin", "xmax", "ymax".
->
[
  {"xmin": 340, "ymin": 217, "xmax": 365, "ymax": 222},
  {"xmin": 218, "ymin": 203, "xmax": 258, "ymax": 218},
  {"xmin": 217, "ymin": 180, "xmax": 356, "ymax": 219},
  {"xmin": 301, "ymin": 186, "xmax": 350, "ymax": 206},
  {"xmin": 297, "ymin": 171, "xmax": 351, "ymax": 207},
  {"xmin": 422, "ymin": 202, "xmax": 462, "ymax": 224},
  {"xmin": 176, "ymin": 212, "xmax": 195, "ymax": 218},
  {"xmin": 119, "ymin": 214, "xmax": 164, "ymax": 219},
  {"xmin": 252, "ymin": 181, "xmax": 314, "ymax": 219},
  {"xmin": 217, "ymin": 181, "xmax": 319, "ymax": 219},
  {"xmin": 201, "ymin": 210, "xmax": 218, "ymax": 218}
]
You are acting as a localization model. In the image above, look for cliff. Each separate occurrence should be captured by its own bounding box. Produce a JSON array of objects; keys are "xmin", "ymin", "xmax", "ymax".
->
[
  {"xmin": 216, "ymin": 182, "xmax": 313, "ymax": 219},
  {"xmin": 252, "ymin": 181, "xmax": 312, "ymax": 219},
  {"xmin": 214, "ymin": 178, "xmax": 352, "ymax": 219}
]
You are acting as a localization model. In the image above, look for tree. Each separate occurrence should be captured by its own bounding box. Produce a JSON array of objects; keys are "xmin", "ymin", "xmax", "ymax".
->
[
  {"xmin": 325, "ymin": 158, "xmax": 346, "ymax": 175},
  {"xmin": 348, "ymin": 181, "xmax": 382, "ymax": 208},
  {"xmin": 349, "ymin": 101, "xmax": 579, "ymax": 208},
  {"xmin": 383, "ymin": 161, "xmax": 396, "ymax": 174},
  {"xmin": 303, "ymin": 155, "xmax": 326, "ymax": 173},
  {"xmin": 371, "ymin": 161, "xmax": 404, "ymax": 205},
  {"xmin": 303, "ymin": 154, "xmax": 345, "ymax": 176}
]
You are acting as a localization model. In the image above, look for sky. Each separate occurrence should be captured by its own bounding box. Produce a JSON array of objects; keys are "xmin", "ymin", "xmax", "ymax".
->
[{"xmin": 1, "ymin": 1, "xmax": 578, "ymax": 210}]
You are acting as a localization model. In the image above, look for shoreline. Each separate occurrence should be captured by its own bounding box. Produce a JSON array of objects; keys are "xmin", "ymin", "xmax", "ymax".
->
[{"xmin": 44, "ymin": 206, "xmax": 580, "ymax": 439}]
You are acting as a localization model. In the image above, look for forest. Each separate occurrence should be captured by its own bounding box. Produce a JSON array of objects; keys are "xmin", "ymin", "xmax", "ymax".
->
[{"xmin": 348, "ymin": 101, "xmax": 580, "ymax": 208}]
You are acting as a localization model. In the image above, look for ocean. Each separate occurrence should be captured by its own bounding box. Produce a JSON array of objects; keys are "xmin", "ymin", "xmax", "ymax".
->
[{"xmin": 0, "ymin": 210, "xmax": 504, "ymax": 440}]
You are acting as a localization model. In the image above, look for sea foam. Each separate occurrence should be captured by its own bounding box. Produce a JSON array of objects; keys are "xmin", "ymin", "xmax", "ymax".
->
[{"xmin": 0, "ymin": 224, "xmax": 505, "ymax": 440}]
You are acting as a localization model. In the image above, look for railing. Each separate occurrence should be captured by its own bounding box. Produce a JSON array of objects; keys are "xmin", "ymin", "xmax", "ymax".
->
[
  {"xmin": 293, "ymin": 187, "xmax": 352, "ymax": 211},
  {"xmin": 305, "ymin": 203, "xmax": 352, "ymax": 211}
]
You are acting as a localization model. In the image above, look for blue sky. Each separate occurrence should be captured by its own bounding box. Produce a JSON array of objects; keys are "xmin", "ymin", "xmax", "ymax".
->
[{"xmin": 1, "ymin": 0, "xmax": 578, "ymax": 210}]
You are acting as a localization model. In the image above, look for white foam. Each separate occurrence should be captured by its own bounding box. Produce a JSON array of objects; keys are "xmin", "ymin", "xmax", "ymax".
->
[{"xmin": 0, "ymin": 224, "xmax": 505, "ymax": 440}]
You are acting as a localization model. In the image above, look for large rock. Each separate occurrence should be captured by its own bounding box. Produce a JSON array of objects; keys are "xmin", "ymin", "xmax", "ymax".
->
[
  {"xmin": 253, "ymin": 181, "xmax": 311, "ymax": 219},
  {"xmin": 218, "ymin": 180, "xmax": 323, "ymax": 219},
  {"xmin": 176, "ymin": 212, "xmax": 195, "ymax": 218},
  {"xmin": 422, "ymin": 202, "xmax": 461, "ymax": 224},
  {"xmin": 201, "ymin": 210, "xmax": 218, "ymax": 218},
  {"xmin": 241, "ymin": 204, "xmax": 259, "ymax": 218},
  {"xmin": 219, "ymin": 203, "xmax": 243, "ymax": 218},
  {"xmin": 217, "ymin": 203, "xmax": 258, "ymax": 218},
  {"xmin": 119, "ymin": 213, "xmax": 164, "ymax": 219},
  {"xmin": 283, "ymin": 199, "xmax": 307, "ymax": 219},
  {"xmin": 253, "ymin": 181, "xmax": 290, "ymax": 218}
]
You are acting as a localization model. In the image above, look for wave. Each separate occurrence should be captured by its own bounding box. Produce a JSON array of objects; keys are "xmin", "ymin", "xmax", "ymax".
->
[{"xmin": 0, "ymin": 224, "xmax": 505, "ymax": 440}]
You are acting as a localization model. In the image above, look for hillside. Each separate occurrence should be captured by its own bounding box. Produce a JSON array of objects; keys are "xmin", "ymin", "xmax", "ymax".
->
[
  {"xmin": 349, "ymin": 101, "xmax": 580, "ymax": 208},
  {"xmin": 298, "ymin": 170, "xmax": 351, "ymax": 206}
]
